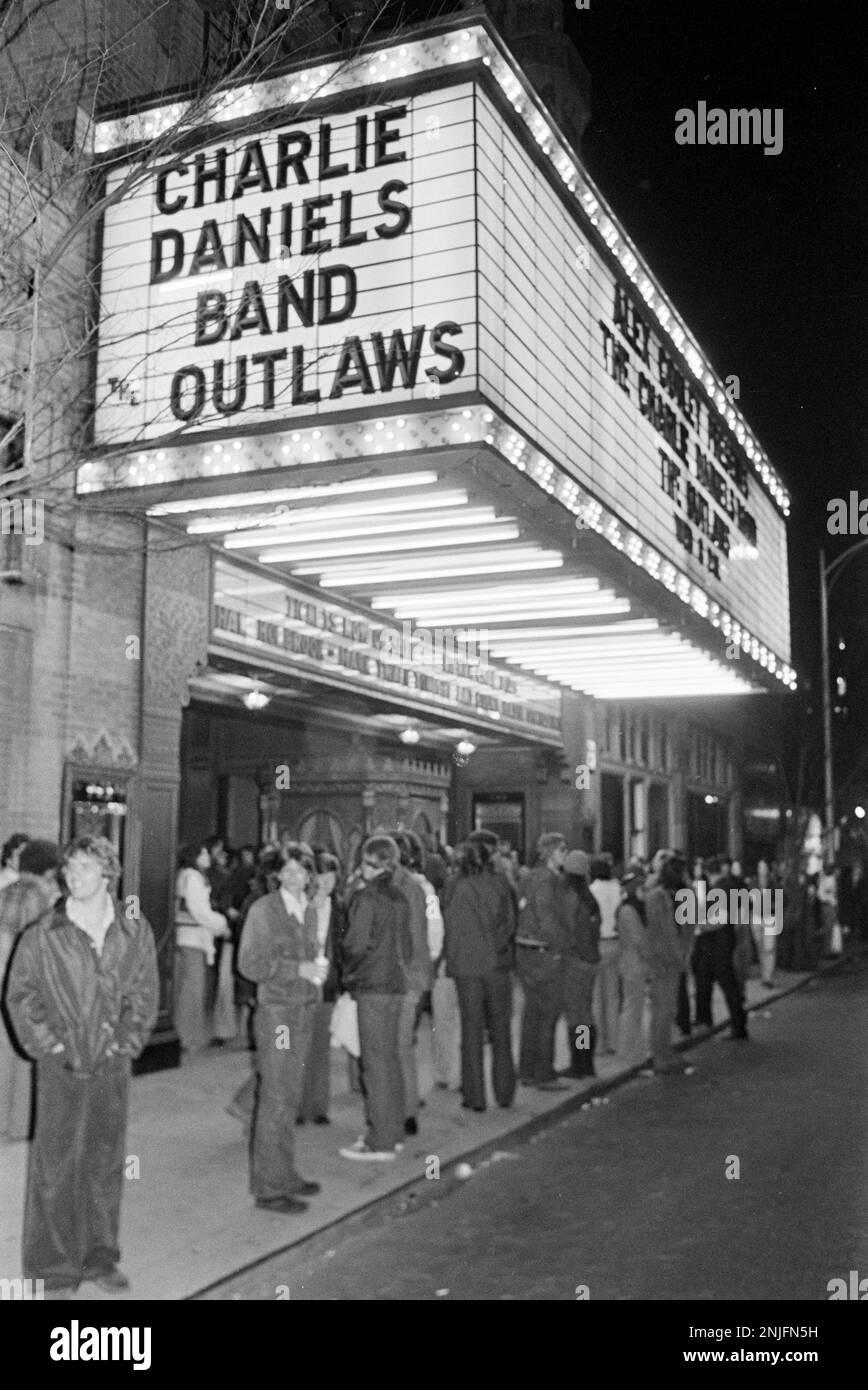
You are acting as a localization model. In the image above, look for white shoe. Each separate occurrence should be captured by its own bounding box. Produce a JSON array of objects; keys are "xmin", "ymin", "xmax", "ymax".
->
[{"xmin": 340, "ymin": 1144, "xmax": 397, "ymax": 1162}]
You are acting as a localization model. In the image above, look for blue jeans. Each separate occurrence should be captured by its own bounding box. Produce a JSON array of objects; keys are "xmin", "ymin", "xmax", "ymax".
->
[
  {"xmin": 251, "ymin": 999, "xmax": 316, "ymax": 1199},
  {"xmin": 357, "ymin": 993, "xmax": 405, "ymax": 1151},
  {"xmin": 24, "ymin": 1054, "xmax": 129, "ymax": 1290},
  {"xmin": 455, "ymin": 972, "xmax": 515, "ymax": 1109},
  {"xmin": 517, "ymin": 948, "xmax": 561, "ymax": 1083}
]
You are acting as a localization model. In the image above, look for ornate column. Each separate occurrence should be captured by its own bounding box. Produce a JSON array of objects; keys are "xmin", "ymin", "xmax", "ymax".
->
[{"xmin": 136, "ymin": 528, "xmax": 211, "ymax": 1072}]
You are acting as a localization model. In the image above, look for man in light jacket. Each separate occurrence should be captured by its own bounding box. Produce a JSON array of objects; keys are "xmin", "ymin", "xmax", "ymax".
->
[{"xmin": 6, "ymin": 836, "xmax": 158, "ymax": 1298}]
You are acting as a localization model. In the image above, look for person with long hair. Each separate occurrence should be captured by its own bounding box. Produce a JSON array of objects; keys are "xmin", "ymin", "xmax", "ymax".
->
[
  {"xmin": 237, "ymin": 842, "xmax": 327, "ymax": 1214},
  {"xmin": 174, "ymin": 842, "xmax": 230, "ymax": 1053},
  {"xmin": 297, "ymin": 850, "xmax": 347, "ymax": 1125},
  {"xmin": 339, "ymin": 835, "xmax": 412, "ymax": 1161},
  {"xmin": 560, "ymin": 850, "xmax": 601, "ymax": 1078},
  {"xmin": 589, "ymin": 853, "xmax": 622, "ymax": 1056},
  {"xmin": 444, "ymin": 838, "xmax": 516, "ymax": 1111}
]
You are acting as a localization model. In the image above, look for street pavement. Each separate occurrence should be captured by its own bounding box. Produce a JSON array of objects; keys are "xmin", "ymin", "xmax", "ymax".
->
[{"xmin": 200, "ymin": 955, "xmax": 868, "ymax": 1300}]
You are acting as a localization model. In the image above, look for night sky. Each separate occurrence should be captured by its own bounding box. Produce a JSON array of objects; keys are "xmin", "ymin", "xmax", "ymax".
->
[{"xmin": 397, "ymin": 0, "xmax": 867, "ymax": 796}]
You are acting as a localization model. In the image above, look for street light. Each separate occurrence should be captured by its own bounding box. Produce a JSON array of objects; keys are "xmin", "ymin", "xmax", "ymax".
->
[{"xmin": 819, "ymin": 539, "xmax": 868, "ymax": 860}]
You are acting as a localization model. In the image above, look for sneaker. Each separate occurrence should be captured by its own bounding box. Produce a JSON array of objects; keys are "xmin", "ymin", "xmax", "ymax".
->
[
  {"xmin": 339, "ymin": 1144, "xmax": 397, "ymax": 1162},
  {"xmin": 84, "ymin": 1268, "xmax": 130, "ymax": 1293},
  {"xmin": 313, "ymin": 1115, "xmax": 330, "ymax": 1125}
]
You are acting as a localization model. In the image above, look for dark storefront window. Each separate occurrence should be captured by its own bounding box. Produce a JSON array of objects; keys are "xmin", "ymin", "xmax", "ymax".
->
[
  {"xmin": 600, "ymin": 772, "xmax": 624, "ymax": 860},
  {"xmin": 473, "ymin": 795, "xmax": 525, "ymax": 856}
]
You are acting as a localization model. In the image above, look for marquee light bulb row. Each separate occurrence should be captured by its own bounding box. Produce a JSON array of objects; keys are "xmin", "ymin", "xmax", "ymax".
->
[
  {"xmin": 91, "ymin": 20, "xmax": 788, "ymax": 517},
  {"xmin": 493, "ymin": 420, "xmax": 795, "ymax": 692},
  {"xmin": 80, "ymin": 400, "xmax": 795, "ymax": 690}
]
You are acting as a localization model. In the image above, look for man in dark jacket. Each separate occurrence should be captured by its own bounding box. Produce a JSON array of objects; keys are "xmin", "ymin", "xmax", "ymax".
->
[
  {"xmin": 692, "ymin": 857, "xmax": 748, "ymax": 1040},
  {"xmin": 516, "ymin": 832, "xmax": 570, "ymax": 1089},
  {"xmin": 6, "ymin": 836, "xmax": 158, "ymax": 1298},
  {"xmin": 391, "ymin": 834, "xmax": 430, "ymax": 1137},
  {"xmin": 444, "ymin": 838, "xmax": 517, "ymax": 1111},
  {"xmin": 339, "ymin": 836, "xmax": 411, "ymax": 1160}
]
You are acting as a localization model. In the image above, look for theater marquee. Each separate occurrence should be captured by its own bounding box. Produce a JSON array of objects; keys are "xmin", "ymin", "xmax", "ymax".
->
[{"xmin": 91, "ymin": 19, "xmax": 791, "ymax": 676}]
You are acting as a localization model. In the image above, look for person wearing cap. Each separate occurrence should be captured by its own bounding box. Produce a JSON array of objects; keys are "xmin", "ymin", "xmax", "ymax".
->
[
  {"xmin": 516, "ymin": 832, "xmax": 570, "ymax": 1089},
  {"xmin": 643, "ymin": 851, "xmax": 694, "ymax": 1074},
  {"xmin": 616, "ymin": 867, "xmax": 651, "ymax": 1067},
  {"xmin": 561, "ymin": 850, "xmax": 601, "ymax": 1078},
  {"xmin": 590, "ymin": 853, "xmax": 622, "ymax": 1055}
]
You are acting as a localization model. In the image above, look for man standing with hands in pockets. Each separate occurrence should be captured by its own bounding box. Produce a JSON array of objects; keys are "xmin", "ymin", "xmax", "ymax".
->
[{"xmin": 6, "ymin": 835, "xmax": 158, "ymax": 1298}]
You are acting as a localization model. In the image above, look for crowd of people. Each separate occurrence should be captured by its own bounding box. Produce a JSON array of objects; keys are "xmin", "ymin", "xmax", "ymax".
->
[{"xmin": 0, "ymin": 822, "xmax": 862, "ymax": 1294}]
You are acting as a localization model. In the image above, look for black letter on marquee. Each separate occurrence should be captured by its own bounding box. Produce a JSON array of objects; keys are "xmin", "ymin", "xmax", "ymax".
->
[
  {"xmin": 338, "ymin": 189, "xmax": 366, "ymax": 248},
  {"xmin": 150, "ymin": 230, "xmax": 185, "ymax": 284},
  {"xmin": 292, "ymin": 345, "xmax": 321, "ymax": 406},
  {"xmin": 318, "ymin": 121, "xmax": 350, "ymax": 180},
  {"xmin": 232, "ymin": 140, "xmax": 273, "ymax": 197},
  {"xmin": 156, "ymin": 160, "xmax": 188, "ymax": 215},
  {"xmin": 252, "ymin": 349, "xmax": 287, "ymax": 410},
  {"xmin": 229, "ymin": 281, "xmax": 271, "ymax": 340},
  {"xmin": 374, "ymin": 180, "xmax": 411, "ymax": 239},
  {"xmin": 170, "ymin": 366, "xmax": 206, "ymax": 421},
  {"xmin": 277, "ymin": 271, "xmax": 315, "ymax": 330},
  {"xmin": 374, "ymin": 106, "xmax": 408, "ymax": 166},
  {"xmin": 371, "ymin": 326, "xmax": 426, "ymax": 390},
  {"xmin": 319, "ymin": 266, "xmax": 357, "ymax": 325},
  {"xmin": 329, "ymin": 336, "xmax": 375, "ymax": 399},
  {"xmin": 234, "ymin": 210, "xmax": 271, "ymax": 265},
  {"xmin": 213, "ymin": 358, "xmax": 248, "ymax": 414},
  {"xmin": 189, "ymin": 220, "xmax": 228, "ymax": 275},
  {"xmin": 276, "ymin": 131, "xmax": 312, "ymax": 187},
  {"xmin": 426, "ymin": 322, "xmax": 465, "ymax": 385},
  {"xmin": 194, "ymin": 291, "xmax": 228, "ymax": 346},
  {"xmin": 300, "ymin": 195, "xmax": 334, "ymax": 255}
]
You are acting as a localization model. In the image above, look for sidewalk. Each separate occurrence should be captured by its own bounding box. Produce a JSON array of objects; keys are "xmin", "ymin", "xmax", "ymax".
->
[{"xmin": 0, "ymin": 966, "xmax": 822, "ymax": 1300}]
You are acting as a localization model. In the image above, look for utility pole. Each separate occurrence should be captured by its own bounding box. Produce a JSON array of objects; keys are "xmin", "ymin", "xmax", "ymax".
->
[
  {"xmin": 819, "ymin": 548, "xmax": 834, "ymax": 862},
  {"xmin": 819, "ymin": 537, "xmax": 868, "ymax": 863}
]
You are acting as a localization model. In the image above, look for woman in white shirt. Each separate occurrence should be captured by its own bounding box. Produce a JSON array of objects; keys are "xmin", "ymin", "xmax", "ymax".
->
[
  {"xmin": 589, "ymin": 854, "xmax": 623, "ymax": 1055},
  {"xmin": 174, "ymin": 843, "xmax": 230, "ymax": 1053}
]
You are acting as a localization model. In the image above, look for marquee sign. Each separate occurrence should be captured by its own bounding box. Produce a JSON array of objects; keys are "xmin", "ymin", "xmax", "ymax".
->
[
  {"xmin": 210, "ymin": 558, "xmax": 563, "ymax": 744},
  {"xmin": 92, "ymin": 24, "xmax": 790, "ymax": 668},
  {"xmin": 95, "ymin": 90, "xmax": 478, "ymax": 441}
]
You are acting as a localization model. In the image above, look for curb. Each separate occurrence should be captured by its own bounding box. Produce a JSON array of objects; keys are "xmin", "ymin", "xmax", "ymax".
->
[{"xmin": 189, "ymin": 949, "xmax": 859, "ymax": 1298}]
